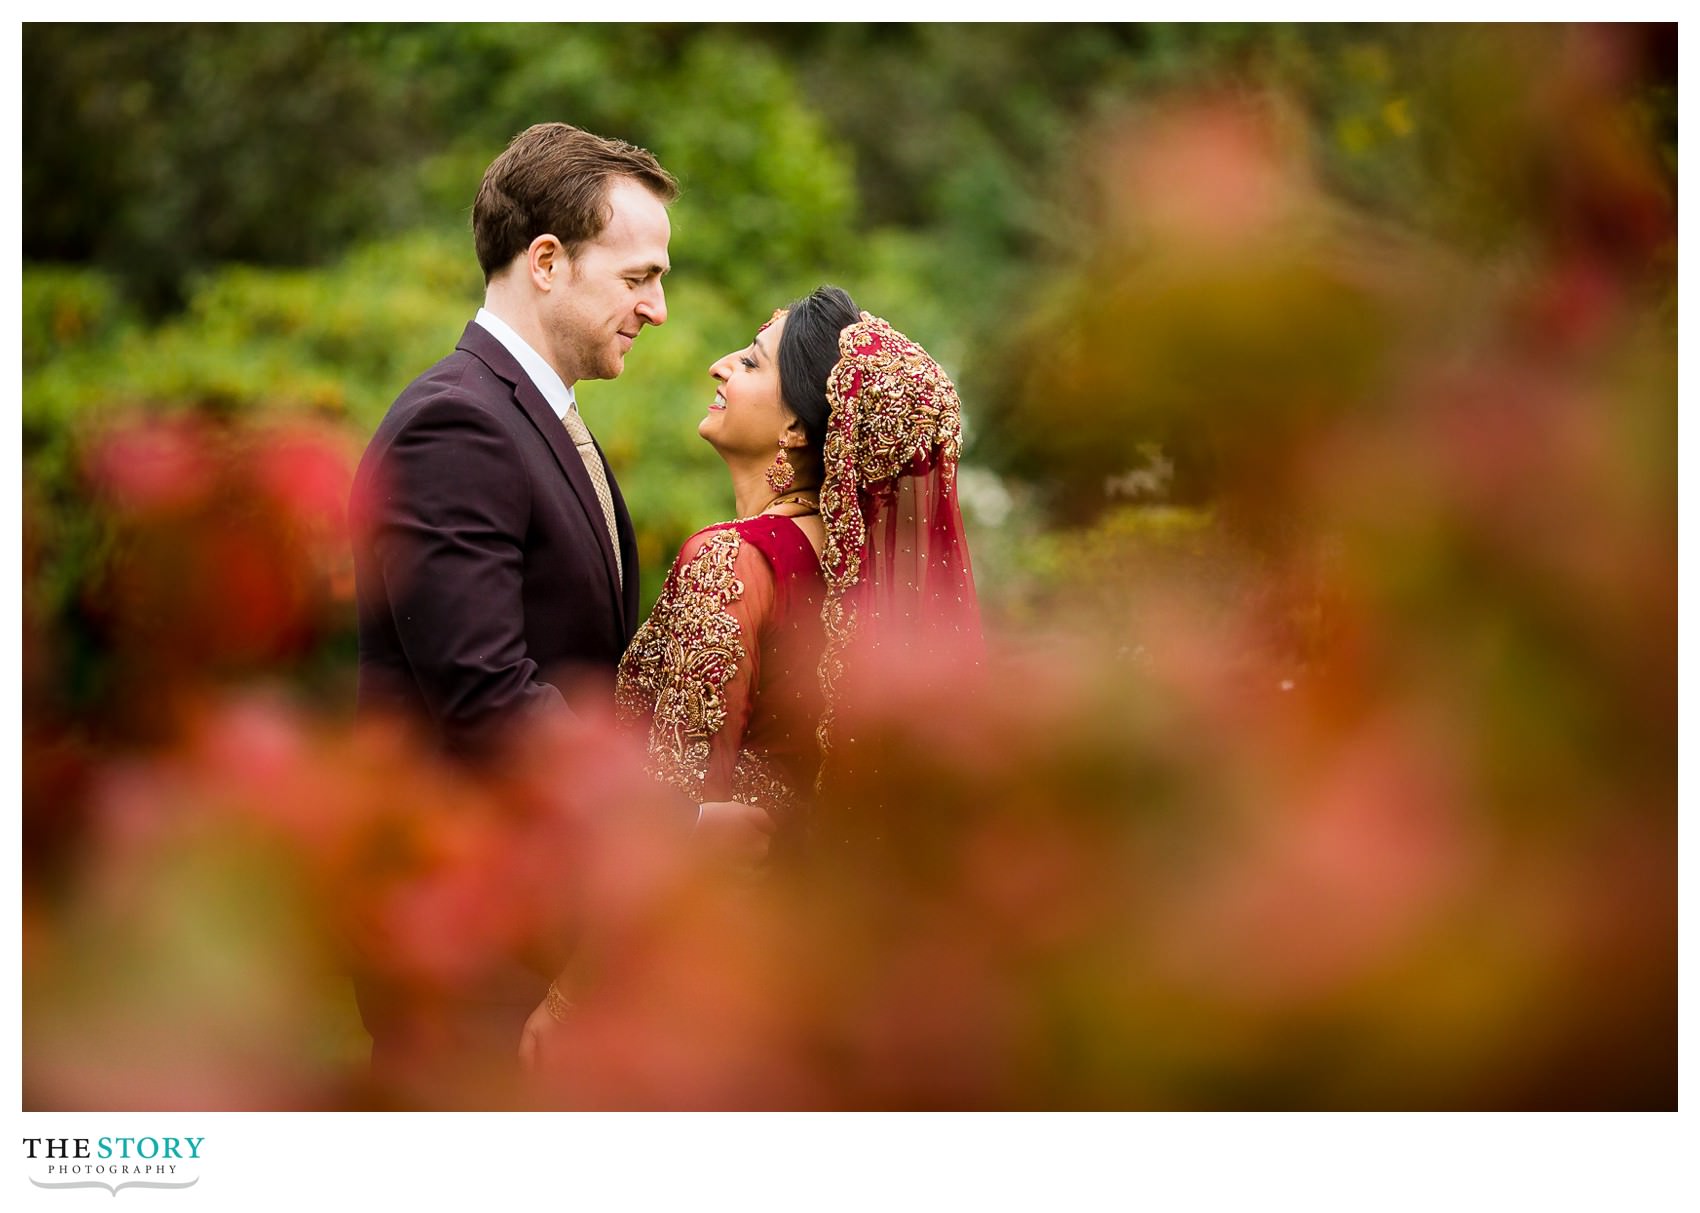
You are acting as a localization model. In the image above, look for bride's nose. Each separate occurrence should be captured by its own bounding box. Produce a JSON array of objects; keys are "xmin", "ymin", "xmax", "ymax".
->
[{"xmin": 709, "ymin": 353, "xmax": 732, "ymax": 381}]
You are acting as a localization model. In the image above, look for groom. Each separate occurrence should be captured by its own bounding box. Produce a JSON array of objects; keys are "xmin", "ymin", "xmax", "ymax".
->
[
  {"xmin": 351, "ymin": 123, "xmax": 673, "ymax": 754},
  {"xmin": 348, "ymin": 124, "xmax": 687, "ymax": 1094},
  {"xmin": 349, "ymin": 123, "xmax": 774, "ymax": 1095}
]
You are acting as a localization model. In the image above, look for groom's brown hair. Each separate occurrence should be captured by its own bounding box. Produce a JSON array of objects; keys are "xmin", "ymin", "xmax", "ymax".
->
[{"xmin": 472, "ymin": 122, "xmax": 678, "ymax": 281}]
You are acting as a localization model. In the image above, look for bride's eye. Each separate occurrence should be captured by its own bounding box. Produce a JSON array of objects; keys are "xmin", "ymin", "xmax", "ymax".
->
[{"xmin": 740, "ymin": 356, "xmax": 758, "ymax": 370}]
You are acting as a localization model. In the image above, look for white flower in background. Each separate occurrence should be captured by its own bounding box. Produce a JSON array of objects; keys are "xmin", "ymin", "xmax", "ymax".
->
[{"xmin": 955, "ymin": 464, "xmax": 1014, "ymax": 528}]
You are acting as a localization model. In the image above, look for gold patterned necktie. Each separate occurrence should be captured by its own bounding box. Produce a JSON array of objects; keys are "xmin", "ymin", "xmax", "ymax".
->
[{"xmin": 559, "ymin": 408, "xmax": 624, "ymax": 591}]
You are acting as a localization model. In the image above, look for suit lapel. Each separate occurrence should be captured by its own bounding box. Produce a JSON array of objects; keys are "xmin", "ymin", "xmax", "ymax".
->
[
  {"xmin": 456, "ymin": 324, "xmax": 625, "ymax": 618},
  {"xmin": 611, "ymin": 468, "xmax": 640, "ymax": 639}
]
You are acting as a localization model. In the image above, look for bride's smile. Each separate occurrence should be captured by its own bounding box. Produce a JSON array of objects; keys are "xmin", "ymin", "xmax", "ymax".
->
[{"xmin": 699, "ymin": 312, "xmax": 791, "ymax": 456}]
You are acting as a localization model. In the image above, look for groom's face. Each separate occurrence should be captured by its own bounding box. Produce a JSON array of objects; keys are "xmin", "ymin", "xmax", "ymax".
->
[{"xmin": 545, "ymin": 177, "xmax": 672, "ymax": 384}]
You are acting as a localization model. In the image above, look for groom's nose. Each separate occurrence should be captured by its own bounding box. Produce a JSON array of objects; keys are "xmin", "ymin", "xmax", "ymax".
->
[{"xmin": 635, "ymin": 282, "xmax": 667, "ymax": 327}]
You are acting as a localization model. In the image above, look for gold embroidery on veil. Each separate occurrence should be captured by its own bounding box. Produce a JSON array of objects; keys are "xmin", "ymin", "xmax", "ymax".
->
[{"xmin": 815, "ymin": 313, "xmax": 965, "ymax": 777}]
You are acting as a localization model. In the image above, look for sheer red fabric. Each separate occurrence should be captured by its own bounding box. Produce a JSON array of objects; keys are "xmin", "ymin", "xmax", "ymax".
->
[
  {"xmin": 816, "ymin": 315, "xmax": 982, "ymax": 796},
  {"xmin": 615, "ymin": 514, "xmax": 824, "ymax": 833}
]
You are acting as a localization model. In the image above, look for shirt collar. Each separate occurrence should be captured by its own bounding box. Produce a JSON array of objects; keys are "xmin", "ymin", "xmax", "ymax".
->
[{"xmin": 474, "ymin": 307, "xmax": 577, "ymax": 419}]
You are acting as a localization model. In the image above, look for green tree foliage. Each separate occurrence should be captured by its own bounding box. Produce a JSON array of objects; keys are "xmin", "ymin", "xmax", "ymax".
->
[{"xmin": 24, "ymin": 24, "xmax": 431, "ymax": 314}]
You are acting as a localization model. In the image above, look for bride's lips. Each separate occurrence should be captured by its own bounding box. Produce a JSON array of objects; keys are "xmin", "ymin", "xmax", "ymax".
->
[{"xmin": 708, "ymin": 392, "xmax": 727, "ymax": 412}]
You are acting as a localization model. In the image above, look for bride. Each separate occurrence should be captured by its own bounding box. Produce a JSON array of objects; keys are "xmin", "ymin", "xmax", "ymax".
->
[
  {"xmin": 521, "ymin": 285, "xmax": 979, "ymax": 1055},
  {"xmin": 627, "ymin": 283, "xmax": 977, "ymax": 831}
]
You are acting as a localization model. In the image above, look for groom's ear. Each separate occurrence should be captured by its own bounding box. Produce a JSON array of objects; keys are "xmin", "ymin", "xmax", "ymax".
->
[{"xmin": 527, "ymin": 235, "xmax": 568, "ymax": 291}]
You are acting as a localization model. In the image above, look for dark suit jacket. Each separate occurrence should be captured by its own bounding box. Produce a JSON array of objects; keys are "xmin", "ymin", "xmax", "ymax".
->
[
  {"xmin": 350, "ymin": 320, "xmax": 641, "ymax": 755},
  {"xmin": 346, "ymin": 321, "xmax": 641, "ymax": 1077}
]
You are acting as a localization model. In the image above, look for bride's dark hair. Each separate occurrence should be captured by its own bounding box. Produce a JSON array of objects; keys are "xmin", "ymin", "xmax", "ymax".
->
[{"xmin": 778, "ymin": 285, "xmax": 859, "ymax": 453}]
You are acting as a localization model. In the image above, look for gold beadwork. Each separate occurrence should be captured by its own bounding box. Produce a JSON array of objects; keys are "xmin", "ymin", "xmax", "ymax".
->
[
  {"xmin": 731, "ymin": 748, "xmax": 798, "ymax": 817},
  {"xmin": 616, "ymin": 529, "xmax": 747, "ymax": 800}
]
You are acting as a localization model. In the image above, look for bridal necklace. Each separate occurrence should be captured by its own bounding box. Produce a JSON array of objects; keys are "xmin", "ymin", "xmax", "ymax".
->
[{"xmin": 756, "ymin": 488, "xmax": 820, "ymax": 517}]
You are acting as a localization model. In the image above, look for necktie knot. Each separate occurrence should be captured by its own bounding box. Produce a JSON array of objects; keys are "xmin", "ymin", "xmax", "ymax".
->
[{"xmin": 561, "ymin": 409, "xmax": 595, "ymax": 446}]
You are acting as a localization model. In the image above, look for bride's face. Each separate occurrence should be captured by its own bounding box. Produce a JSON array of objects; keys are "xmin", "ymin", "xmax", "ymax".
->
[{"xmin": 700, "ymin": 311, "xmax": 798, "ymax": 456}]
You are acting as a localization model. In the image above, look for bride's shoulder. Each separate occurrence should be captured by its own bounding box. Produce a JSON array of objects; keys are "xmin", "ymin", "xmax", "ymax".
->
[
  {"xmin": 669, "ymin": 519, "xmax": 737, "ymax": 557},
  {"xmin": 673, "ymin": 520, "xmax": 744, "ymax": 568},
  {"xmin": 676, "ymin": 515, "xmax": 801, "ymax": 561},
  {"xmin": 667, "ymin": 519, "xmax": 794, "ymax": 591}
]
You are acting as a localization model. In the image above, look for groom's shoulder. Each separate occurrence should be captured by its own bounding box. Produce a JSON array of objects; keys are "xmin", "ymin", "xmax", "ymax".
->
[
  {"xmin": 380, "ymin": 345, "xmax": 513, "ymax": 426},
  {"xmin": 402, "ymin": 342, "xmax": 506, "ymax": 401}
]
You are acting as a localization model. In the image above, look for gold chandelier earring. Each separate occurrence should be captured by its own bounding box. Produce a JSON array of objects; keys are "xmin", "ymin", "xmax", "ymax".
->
[{"xmin": 764, "ymin": 439, "xmax": 796, "ymax": 493}]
